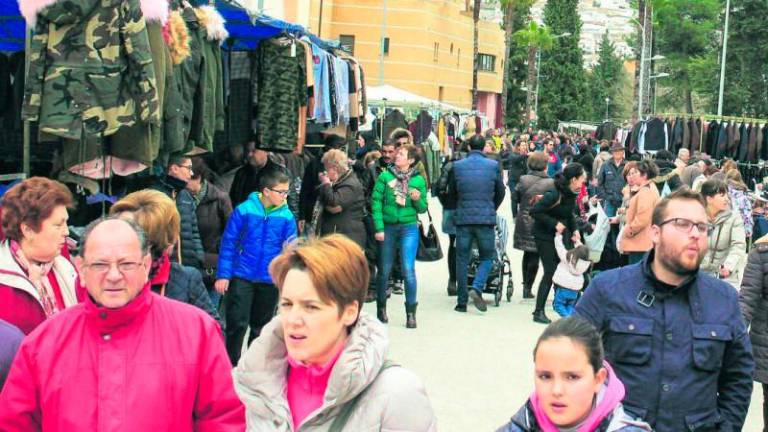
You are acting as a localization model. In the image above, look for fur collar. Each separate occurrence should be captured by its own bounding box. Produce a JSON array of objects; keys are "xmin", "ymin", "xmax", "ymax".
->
[
  {"xmin": 140, "ymin": 0, "xmax": 169, "ymax": 24},
  {"xmin": 19, "ymin": 0, "xmax": 61, "ymax": 27},
  {"xmin": 166, "ymin": 10, "xmax": 191, "ymax": 65},
  {"xmin": 194, "ymin": 5, "xmax": 229, "ymax": 42}
]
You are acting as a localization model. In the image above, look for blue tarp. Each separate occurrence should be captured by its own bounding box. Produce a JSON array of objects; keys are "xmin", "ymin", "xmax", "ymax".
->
[
  {"xmin": 0, "ymin": 0, "xmax": 337, "ymax": 53},
  {"xmin": 0, "ymin": 1, "xmax": 25, "ymax": 52}
]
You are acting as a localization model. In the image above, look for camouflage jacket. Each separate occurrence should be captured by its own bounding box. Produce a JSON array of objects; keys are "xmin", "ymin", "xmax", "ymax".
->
[{"xmin": 20, "ymin": 0, "xmax": 160, "ymax": 140}]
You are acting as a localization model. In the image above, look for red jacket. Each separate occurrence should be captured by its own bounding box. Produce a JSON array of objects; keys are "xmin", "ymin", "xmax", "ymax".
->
[
  {"xmin": 0, "ymin": 285, "xmax": 245, "ymax": 431},
  {"xmin": 0, "ymin": 241, "xmax": 84, "ymax": 335}
]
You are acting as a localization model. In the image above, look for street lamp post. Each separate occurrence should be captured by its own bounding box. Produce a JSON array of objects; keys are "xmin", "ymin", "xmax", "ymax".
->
[
  {"xmin": 717, "ymin": 0, "xmax": 731, "ymax": 116},
  {"xmin": 533, "ymin": 31, "xmax": 571, "ymax": 126}
]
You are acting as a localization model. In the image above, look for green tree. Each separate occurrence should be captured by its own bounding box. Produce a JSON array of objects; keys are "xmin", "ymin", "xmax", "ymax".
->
[
  {"xmin": 502, "ymin": 0, "xmax": 535, "ymax": 129},
  {"xmin": 499, "ymin": 0, "xmax": 535, "ymax": 128},
  {"xmin": 717, "ymin": 0, "xmax": 768, "ymax": 117},
  {"xmin": 513, "ymin": 22, "xmax": 554, "ymax": 126},
  {"xmin": 587, "ymin": 32, "xmax": 626, "ymax": 122},
  {"xmin": 652, "ymin": 0, "xmax": 719, "ymax": 113},
  {"xmin": 539, "ymin": 0, "xmax": 587, "ymax": 129}
]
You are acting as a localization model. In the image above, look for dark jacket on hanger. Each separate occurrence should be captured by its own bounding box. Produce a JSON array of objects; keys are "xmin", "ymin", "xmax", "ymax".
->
[
  {"xmin": 382, "ymin": 110, "xmax": 408, "ymax": 142},
  {"xmin": 716, "ymin": 122, "xmax": 729, "ymax": 159},
  {"xmin": 755, "ymin": 125, "xmax": 764, "ymax": 163},
  {"xmin": 682, "ymin": 118, "xmax": 690, "ymax": 151},
  {"xmin": 672, "ymin": 118, "xmax": 684, "ymax": 152},
  {"xmin": 230, "ymin": 158, "xmax": 289, "ymax": 207},
  {"xmin": 689, "ymin": 118, "xmax": 701, "ymax": 153},
  {"xmin": 152, "ymin": 175, "xmax": 205, "ymax": 269},
  {"xmin": 413, "ymin": 111, "xmax": 433, "ymax": 144},
  {"xmin": 706, "ymin": 120, "xmax": 719, "ymax": 157},
  {"xmin": 763, "ymin": 125, "xmax": 768, "ymax": 161},
  {"xmin": 737, "ymin": 123, "xmax": 749, "ymax": 161},
  {"xmin": 643, "ymin": 118, "xmax": 667, "ymax": 152},
  {"xmin": 746, "ymin": 123, "xmax": 758, "ymax": 163}
]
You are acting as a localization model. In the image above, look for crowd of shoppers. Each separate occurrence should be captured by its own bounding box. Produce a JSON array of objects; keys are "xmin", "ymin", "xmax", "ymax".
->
[{"xmin": 2, "ymin": 122, "xmax": 768, "ymax": 431}]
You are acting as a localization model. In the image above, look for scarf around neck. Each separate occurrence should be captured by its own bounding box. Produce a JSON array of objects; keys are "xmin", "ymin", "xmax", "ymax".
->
[
  {"xmin": 389, "ymin": 166, "xmax": 416, "ymax": 203},
  {"xmin": 10, "ymin": 240, "xmax": 64, "ymax": 317}
]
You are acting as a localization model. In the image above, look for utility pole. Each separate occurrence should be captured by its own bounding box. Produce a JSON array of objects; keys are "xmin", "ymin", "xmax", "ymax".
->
[
  {"xmin": 717, "ymin": 0, "xmax": 731, "ymax": 116},
  {"xmin": 637, "ymin": 0, "xmax": 648, "ymax": 119}
]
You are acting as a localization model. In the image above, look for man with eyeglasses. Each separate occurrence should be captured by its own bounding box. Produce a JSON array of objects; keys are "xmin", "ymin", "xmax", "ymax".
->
[
  {"xmin": 153, "ymin": 155, "xmax": 205, "ymax": 270},
  {"xmin": 0, "ymin": 218, "xmax": 245, "ymax": 430},
  {"xmin": 575, "ymin": 188, "xmax": 754, "ymax": 432}
]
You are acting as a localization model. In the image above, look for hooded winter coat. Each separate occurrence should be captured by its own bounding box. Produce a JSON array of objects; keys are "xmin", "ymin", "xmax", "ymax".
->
[
  {"xmin": 553, "ymin": 234, "xmax": 592, "ymax": 290},
  {"xmin": 496, "ymin": 362, "xmax": 651, "ymax": 432},
  {"xmin": 592, "ymin": 151, "xmax": 612, "ymax": 184},
  {"xmin": 0, "ymin": 285, "xmax": 245, "ymax": 431},
  {"xmin": 317, "ymin": 169, "xmax": 367, "ymax": 248},
  {"xmin": 739, "ymin": 235, "xmax": 768, "ymax": 383},
  {"xmin": 371, "ymin": 168, "xmax": 428, "ymax": 232},
  {"xmin": 217, "ymin": 193, "xmax": 297, "ymax": 284},
  {"xmin": 0, "ymin": 240, "xmax": 83, "ymax": 335},
  {"xmin": 19, "ymin": 0, "xmax": 159, "ymax": 140},
  {"xmin": 233, "ymin": 313, "xmax": 437, "ymax": 431},
  {"xmin": 651, "ymin": 159, "xmax": 683, "ymax": 194},
  {"xmin": 700, "ymin": 208, "xmax": 747, "ymax": 287},
  {"xmin": 514, "ymin": 170, "xmax": 555, "ymax": 252}
]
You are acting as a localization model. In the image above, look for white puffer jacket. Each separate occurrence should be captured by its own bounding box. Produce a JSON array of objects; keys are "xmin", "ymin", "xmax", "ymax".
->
[
  {"xmin": 701, "ymin": 209, "xmax": 747, "ymax": 288},
  {"xmin": 233, "ymin": 313, "xmax": 437, "ymax": 432},
  {"xmin": 553, "ymin": 234, "xmax": 591, "ymax": 290}
]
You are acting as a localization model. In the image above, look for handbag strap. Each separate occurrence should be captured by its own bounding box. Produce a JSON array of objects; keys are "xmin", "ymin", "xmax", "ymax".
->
[{"xmin": 328, "ymin": 360, "xmax": 397, "ymax": 432}]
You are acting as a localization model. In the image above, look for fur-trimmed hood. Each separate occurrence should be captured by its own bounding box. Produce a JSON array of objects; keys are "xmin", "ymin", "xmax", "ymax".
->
[
  {"xmin": 194, "ymin": 5, "xmax": 229, "ymax": 43},
  {"xmin": 140, "ymin": 0, "xmax": 169, "ymax": 24},
  {"xmin": 165, "ymin": 10, "xmax": 191, "ymax": 65}
]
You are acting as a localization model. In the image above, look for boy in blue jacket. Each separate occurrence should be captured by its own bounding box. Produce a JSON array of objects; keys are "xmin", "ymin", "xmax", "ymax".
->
[{"xmin": 215, "ymin": 170, "xmax": 297, "ymax": 365}]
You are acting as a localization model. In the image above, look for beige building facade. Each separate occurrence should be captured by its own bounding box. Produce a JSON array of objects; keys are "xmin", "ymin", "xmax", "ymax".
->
[{"xmin": 296, "ymin": 0, "xmax": 505, "ymax": 115}]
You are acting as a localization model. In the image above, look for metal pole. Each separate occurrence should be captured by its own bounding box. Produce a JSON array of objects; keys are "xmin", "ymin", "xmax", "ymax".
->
[
  {"xmin": 717, "ymin": 0, "xmax": 731, "ymax": 116},
  {"xmin": 637, "ymin": 1, "xmax": 647, "ymax": 119},
  {"xmin": 23, "ymin": 28, "xmax": 31, "ymax": 178},
  {"xmin": 317, "ymin": 0, "xmax": 324, "ymax": 37},
  {"xmin": 378, "ymin": 0, "xmax": 388, "ymax": 85},
  {"xmin": 534, "ymin": 49, "xmax": 541, "ymax": 126},
  {"xmin": 653, "ymin": 79, "xmax": 657, "ymax": 114}
]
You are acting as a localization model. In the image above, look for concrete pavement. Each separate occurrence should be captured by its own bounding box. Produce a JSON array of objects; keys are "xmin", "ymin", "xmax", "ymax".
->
[{"xmin": 372, "ymin": 196, "xmax": 764, "ymax": 432}]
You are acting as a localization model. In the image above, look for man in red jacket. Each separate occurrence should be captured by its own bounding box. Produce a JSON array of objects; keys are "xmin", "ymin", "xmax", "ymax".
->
[{"xmin": 0, "ymin": 218, "xmax": 245, "ymax": 431}]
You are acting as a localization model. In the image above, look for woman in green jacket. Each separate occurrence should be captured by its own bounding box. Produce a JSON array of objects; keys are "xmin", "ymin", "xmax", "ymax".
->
[{"xmin": 371, "ymin": 144, "xmax": 428, "ymax": 329}]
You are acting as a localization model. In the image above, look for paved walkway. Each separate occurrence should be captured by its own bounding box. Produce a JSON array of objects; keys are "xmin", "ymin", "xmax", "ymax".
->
[{"xmin": 374, "ymin": 196, "xmax": 763, "ymax": 431}]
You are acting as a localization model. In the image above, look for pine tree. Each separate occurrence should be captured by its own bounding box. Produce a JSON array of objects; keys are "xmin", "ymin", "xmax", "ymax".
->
[
  {"xmin": 538, "ymin": 0, "xmax": 588, "ymax": 129},
  {"xmin": 719, "ymin": 0, "xmax": 768, "ymax": 117},
  {"xmin": 501, "ymin": 0, "xmax": 535, "ymax": 129},
  {"xmin": 588, "ymin": 32, "xmax": 625, "ymax": 122}
]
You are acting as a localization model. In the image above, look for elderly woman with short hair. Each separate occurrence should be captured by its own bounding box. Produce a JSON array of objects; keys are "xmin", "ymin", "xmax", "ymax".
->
[
  {"xmin": 233, "ymin": 235, "xmax": 436, "ymax": 431},
  {"xmin": 0, "ymin": 177, "xmax": 82, "ymax": 334},
  {"xmin": 317, "ymin": 149, "xmax": 367, "ymax": 249}
]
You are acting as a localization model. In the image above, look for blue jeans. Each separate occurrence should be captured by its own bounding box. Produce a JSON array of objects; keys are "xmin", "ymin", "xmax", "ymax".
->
[
  {"xmin": 553, "ymin": 285, "xmax": 579, "ymax": 317},
  {"xmin": 377, "ymin": 224, "xmax": 419, "ymax": 305},
  {"xmin": 207, "ymin": 288, "xmax": 221, "ymax": 309},
  {"xmin": 456, "ymin": 225, "xmax": 496, "ymax": 306}
]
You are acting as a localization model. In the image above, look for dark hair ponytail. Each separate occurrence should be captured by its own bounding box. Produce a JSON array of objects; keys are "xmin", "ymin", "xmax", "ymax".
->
[
  {"xmin": 534, "ymin": 316, "xmax": 604, "ymax": 373},
  {"xmin": 555, "ymin": 162, "xmax": 585, "ymax": 190}
]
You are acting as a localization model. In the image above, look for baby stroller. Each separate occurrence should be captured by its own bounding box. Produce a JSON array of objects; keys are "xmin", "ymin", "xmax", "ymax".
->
[{"xmin": 467, "ymin": 216, "xmax": 514, "ymax": 306}]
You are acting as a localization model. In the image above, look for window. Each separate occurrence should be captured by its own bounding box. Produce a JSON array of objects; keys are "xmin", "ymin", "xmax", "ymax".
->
[
  {"xmin": 339, "ymin": 34, "xmax": 355, "ymax": 55},
  {"xmin": 457, "ymin": 48, "xmax": 461, "ymax": 67},
  {"xmin": 382, "ymin": 37, "xmax": 390, "ymax": 56},
  {"xmin": 450, "ymin": 43, "xmax": 454, "ymax": 54},
  {"xmin": 478, "ymin": 53, "xmax": 496, "ymax": 72},
  {"xmin": 433, "ymin": 42, "xmax": 439, "ymax": 62}
]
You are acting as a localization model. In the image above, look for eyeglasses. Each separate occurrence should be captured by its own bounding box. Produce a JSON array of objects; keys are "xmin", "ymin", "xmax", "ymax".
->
[
  {"xmin": 85, "ymin": 261, "xmax": 144, "ymax": 274},
  {"xmin": 657, "ymin": 218, "xmax": 713, "ymax": 235},
  {"xmin": 177, "ymin": 165, "xmax": 194, "ymax": 174},
  {"xmin": 268, "ymin": 188, "xmax": 290, "ymax": 196}
]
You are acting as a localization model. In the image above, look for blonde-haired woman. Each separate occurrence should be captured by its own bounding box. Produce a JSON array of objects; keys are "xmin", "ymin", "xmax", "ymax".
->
[
  {"xmin": 317, "ymin": 149, "xmax": 367, "ymax": 248},
  {"xmin": 234, "ymin": 235, "xmax": 436, "ymax": 431},
  {"xmin": 110, "ymin": 190, "xmax": 221, "ymax": 326}
]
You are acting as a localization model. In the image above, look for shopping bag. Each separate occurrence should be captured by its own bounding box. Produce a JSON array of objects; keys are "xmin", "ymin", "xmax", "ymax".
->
[
  {"xmin": 416, "ymin": 210, "xmax": 444, "ymax": 262},
  {"xmin": 584, "ymin": 202, "xmax": 610, "ymax": 262}
]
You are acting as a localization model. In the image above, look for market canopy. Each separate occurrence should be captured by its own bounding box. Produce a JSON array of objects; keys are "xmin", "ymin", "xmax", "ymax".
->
[
  {"xmin": 0, "ymin": 1, "xmax": 24, "ymax": 52},
  {"xmin": 366, "ymin": 84, "xmax": 468, "ymax": 114}
]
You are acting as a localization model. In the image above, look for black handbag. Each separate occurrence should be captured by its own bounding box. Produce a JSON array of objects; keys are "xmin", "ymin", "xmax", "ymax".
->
[{"xmin": 416, "ymin": 210, "xmax": 444, "ymax": 262}]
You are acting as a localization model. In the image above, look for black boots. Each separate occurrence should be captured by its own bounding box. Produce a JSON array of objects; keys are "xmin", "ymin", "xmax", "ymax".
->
[
  {"xmin": 405, "ymin": 303, "xmax": 418, "ymax": 329},
  {"xmin": 377, "ymin": 300, "xmax": 388, "ymax": 323},
  {"xmin": 532, "ymin": 310, "xmax": 551, "ymax": 324},
  {"xmin": 446, "ymin": 280, "xmax": 457, "ymax": 296},
  {"xmin": 523, "ymin": 285, "xmax": 535, "ymax": 299}
]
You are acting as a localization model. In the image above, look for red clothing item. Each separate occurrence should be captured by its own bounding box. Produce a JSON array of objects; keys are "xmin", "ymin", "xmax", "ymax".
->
[
  {"xmin": 0, "ymin": 285, "xmax": 245, "ymax": 431},
  {"xmin": 286, "ymin": 345, "xmax": 345, "ymax": 429}
]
